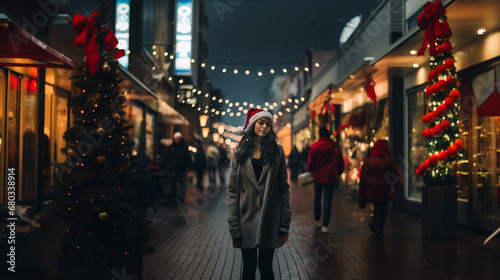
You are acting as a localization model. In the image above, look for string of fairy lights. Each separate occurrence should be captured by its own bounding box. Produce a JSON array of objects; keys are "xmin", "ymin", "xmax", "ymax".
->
[
  {"xmin": 146, "ymin": 44, "xmax": 323, "ymax": 80},
  {"xmin": 178, "ymin": 92, "xmax": 308, "ymax": 118}
]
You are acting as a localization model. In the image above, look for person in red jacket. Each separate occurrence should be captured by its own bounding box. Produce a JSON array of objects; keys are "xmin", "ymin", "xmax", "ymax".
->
[
  {"xmin": 307, "ymin": 126, "xmax": 344, "ymax": 233},
  {"xmin": 358, "ymin": 140, "xmax": 403, "ymax": 237}
]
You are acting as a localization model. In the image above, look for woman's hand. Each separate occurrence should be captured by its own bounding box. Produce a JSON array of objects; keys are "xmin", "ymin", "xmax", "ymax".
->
[{"xmin": 233, "ymin": 238, "xmax": 242, "ymax": 248}]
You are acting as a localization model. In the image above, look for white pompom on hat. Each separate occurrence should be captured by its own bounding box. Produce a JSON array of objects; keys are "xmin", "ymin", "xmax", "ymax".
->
[{"xmin": 237, "ymin": 108, "xmax": 273, "ymax": 135}]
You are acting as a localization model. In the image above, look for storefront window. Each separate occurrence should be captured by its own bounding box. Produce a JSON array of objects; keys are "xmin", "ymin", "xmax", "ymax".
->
[
  {"xmin": 407, "ymin": 90, "xmax": 426, "ymax": 200},
  {"xmin": 19, "ymin": 77, "xmax": 38, "ymax": 200},
  {"xmin": 340, "ymin": 99, "xmax": 389, "ymax": 194},
  {"xmin": 44, "ymin": 85, "xmax": 69, "ymax": 192},
  {"xmin": 469, "ymin": 66, "xmax": 500, "ymax": 220}
]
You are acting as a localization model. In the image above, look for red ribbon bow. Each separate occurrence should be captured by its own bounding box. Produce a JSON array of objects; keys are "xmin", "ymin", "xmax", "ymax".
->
[
  {"xmin": 73, "ymin": 12, "xmax": 125, "ymax": 75},
  {"xmin": 416, "ymin": 1, "xmax": 451, "ymax": 56},
  {"xmin": 364, "ymin": 79, "xmax": 377, "ymax": 106}
]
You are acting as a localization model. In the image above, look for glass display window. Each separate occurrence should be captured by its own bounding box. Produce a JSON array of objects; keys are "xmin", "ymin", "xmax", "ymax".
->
[
  {"xmin": 44, "ymin": 85, "xmax": 69, "ymax": 192},
  {"xmin": 406, "ymin": 89, "xmax": 427, "ymax": 200},
  {"xmin": 468, "ymin": 65, "xmax": 500, "ymax": 220},
  {"xmin": 340, "ymin": 99, "xmax": 389, "ymax": 194},
  {"xmin": 19, "ymin": 76, "xmax": 38, "ymax": 201}
]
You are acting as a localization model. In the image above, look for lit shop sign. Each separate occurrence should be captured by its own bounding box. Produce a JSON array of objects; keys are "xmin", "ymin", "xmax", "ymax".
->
[
  {"xmin": 175, "ymin": 0, "xmax": 193, "ymax": 75},
  {"xmin": 115, "ymin": 0, "xmax": 130, "ymax": 69}
]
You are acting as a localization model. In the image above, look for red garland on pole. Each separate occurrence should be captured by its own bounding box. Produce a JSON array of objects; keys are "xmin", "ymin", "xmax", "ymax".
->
[
  {"xmin": 414, "ymin": 1, "xmax": 463, "ymax": 179},
  {"xmin": 73, "ymin": 12, "xmax": 125, "ymax": 75},
  {"xmin": 364, "ymin": 78, "xmax": 377, "ymax": 106}
]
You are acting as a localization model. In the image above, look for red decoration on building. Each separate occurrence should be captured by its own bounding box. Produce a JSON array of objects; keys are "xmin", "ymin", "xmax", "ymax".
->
[
  {"xmin": 416, "ymin": 1, "xmax": 452, "ymax": 56},
  {"xmin": 73, "ymin": 12, "xmax": 124, "ymax": 75},
  {"xmin": 364, "ymin": 78, "xmax": 377, "ymax": 106}
]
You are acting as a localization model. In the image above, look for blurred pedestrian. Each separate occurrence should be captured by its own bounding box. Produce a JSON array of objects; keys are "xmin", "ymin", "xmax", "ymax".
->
[
  {"xmin": 288, "ymin": 146, "xmax": 301, "ymax": 182},
  {"xmin": 227, "ymin": 108, "xmax": 291, "ymax": 280},
  {"xmin": 206, "ymin": 141, "xmax": 220, "ymax": 186},
  {"xmin": 165, "ymin": 132, "xmax": 192, "ymax": 203},
  {"xmin": 301, "ymin": 143, "xmax": 310, "ymax": 173},
  {"xmin": 307, "ymin": 126, "xmax": 344, "ymax": 233},
  {"xmin": 358, "ymin": 140, "xmax": 403, "ymax": 237},
  {"xmin": 194, "ymin": 141, "xmax": 206, "ymax": 192},
  {"xmin": 218, "ymin": 143, "xmax": 229, "ymax": 186}
]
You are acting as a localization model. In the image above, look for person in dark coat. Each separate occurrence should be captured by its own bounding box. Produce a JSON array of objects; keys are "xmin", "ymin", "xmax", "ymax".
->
[
  {"xmin": 218, "ymin": 143, "xmax": 229, "ymax": 186},
  {"xmin": 194, "ymin": 141, "xmax": 206, "ymax": 192},
  {"xmin": 165, "ymin": 132, "xmax": 193, "ymax": 203},
  {"xmin": 288, "ymin": 146, "xmax": 301, "ymax": 182},
  {"xmin": 358, "ymin": 140, "xmax": 403, "ymax": 236},
  {"xmin": 227, "ymin": 108, "xmax": 291, "ymax": 280},
  {"xmin": 301, "ymin": 144, "xmax": 310, "ymax": 173},
  {"xmin": 306, "ymin": 126, "xmax": 344, "ymax": 233}
]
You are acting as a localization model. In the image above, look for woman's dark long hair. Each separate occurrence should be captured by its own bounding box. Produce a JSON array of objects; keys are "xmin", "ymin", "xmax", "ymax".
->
[{"xmin": 235, "ymin": 122, "xmax": 279, "ymax": 165}]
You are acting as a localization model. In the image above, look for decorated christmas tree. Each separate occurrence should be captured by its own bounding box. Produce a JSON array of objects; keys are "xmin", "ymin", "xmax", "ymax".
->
[
  {"xmin": 55, "ymin": 3, "xmax": 153, "ymax": 269},
  {"xmin": 414, "ymin": 1, "xmax": 464, "ymax": 186}
]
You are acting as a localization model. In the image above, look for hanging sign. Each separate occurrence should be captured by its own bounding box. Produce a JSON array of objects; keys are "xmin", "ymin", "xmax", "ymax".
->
[
  {"xmin": 115, "ymin": 0, "xmax": 130, "ymax": 68},
  {"xmin": 175, "ymin": 0, "xmax": 193, "ymax": 75}
]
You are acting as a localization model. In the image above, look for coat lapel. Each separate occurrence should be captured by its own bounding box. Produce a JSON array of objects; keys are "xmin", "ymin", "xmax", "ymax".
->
[
  {"xmin": 258, "ymin": 163, "xmax": 271, "ymax": 185},
  {"xmin": 242, "ymin": 158, "xmax": 259, "ymax": 189}
]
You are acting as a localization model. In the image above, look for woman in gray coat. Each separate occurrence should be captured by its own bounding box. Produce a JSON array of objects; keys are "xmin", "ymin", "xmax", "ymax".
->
[{"xmin": 228, "ymin": 108, "xmax": 292, "ymax": 280}]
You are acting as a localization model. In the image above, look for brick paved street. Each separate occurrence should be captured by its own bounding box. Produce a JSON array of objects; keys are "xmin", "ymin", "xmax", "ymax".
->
[{"xmin": 143, "ymin": 172, "xmax": 500, "ymax": 280}]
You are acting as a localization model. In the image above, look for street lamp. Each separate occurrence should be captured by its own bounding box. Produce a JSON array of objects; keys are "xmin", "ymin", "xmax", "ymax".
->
[
  {"xmin": 202, "ymin": 127, "xmax": 210, "ymax": 138},
  {"xmin": 213, "ymin": 133, "xmax": 220, "ymax": 143},
  {"xmin": 199, "ymin": 115, "xmax": 209, "ymax": 127}
]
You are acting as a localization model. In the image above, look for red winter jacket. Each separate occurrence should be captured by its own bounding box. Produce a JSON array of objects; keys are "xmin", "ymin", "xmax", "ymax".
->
[
  {"xmin": 306, "ymin": 137, "xmax": 344, "ymax": 185},
  {"xmin": 358, "ymin": 141, "xmax": 403, "ymax": 209}
]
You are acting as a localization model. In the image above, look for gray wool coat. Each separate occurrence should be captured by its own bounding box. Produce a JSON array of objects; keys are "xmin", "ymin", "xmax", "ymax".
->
[{"xmin": 227, "ymin": 145, "xmax": 292, "ymax": 249}]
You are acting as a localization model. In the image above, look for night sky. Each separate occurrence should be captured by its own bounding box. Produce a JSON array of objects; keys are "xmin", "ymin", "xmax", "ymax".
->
[{"xmin": 203, "ymin": 0, "xmax": 380, "ymax": 126}]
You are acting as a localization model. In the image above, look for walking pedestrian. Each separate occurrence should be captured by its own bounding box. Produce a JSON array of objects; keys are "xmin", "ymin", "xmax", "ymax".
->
[
  {"xmin": 165, "ymin": 132, "xmax": 192, "ymax": 204},
  {"xmin": 194, "ymin": 140, "xmax": 206, "ymax": 193},
  {"xmin": 218, "ymin": 143, "xmax": 229, "ymax": 186},
  {"xmin": 358, "ymin": 140, "xmax": 403, "ymax": 237},
  {"xmin": 227, "ymin": 108, "xmax": 291, "ymax": 280},
  {"xmin": 288, "ymin": 146, "xmax": 301, "ymax": 182},
  {"xmin": 300, "ymin": 143, "xmax": 310, "ymax": 173},
  {"xmin": 206, "ymin": 141, "xmax": 220, "ymax": 186},
  {"xmin": 306, "ymin": 126, "xmax": 344, "ymax": 233}
]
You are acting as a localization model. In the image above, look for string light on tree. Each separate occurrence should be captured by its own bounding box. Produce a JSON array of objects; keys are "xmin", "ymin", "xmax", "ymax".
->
[{"xmin": 414, "ymin": 0, "xmax": 463, "ymax": 186}]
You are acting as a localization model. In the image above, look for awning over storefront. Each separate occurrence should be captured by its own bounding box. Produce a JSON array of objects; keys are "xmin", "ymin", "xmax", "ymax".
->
[
  {"xmin": 119, "ymin": 64, "xmax": 189, "ymax": 126},
  {"xmin": 0, "ymin": 23, "xmax": 74, "ymax": 69},
  {"xmin": 158, "ymin": 100, "xmax": 189, "ymax": 126}
]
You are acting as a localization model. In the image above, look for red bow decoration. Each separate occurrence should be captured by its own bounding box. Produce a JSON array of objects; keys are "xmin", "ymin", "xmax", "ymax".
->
[
  {"xmin": 416, "ymin": 1, "xmax": 452, "ymax": 56},
  {"xmin": 364, "ymin": 79, "xmax": 377, "ymax": 106},
  {"xmin": 73, "ymin": 12, "xmax": 125, "ymax": 75},
  {"xmin": 321, "ymin": 101, "xmax": 329, "ymax": 117}
]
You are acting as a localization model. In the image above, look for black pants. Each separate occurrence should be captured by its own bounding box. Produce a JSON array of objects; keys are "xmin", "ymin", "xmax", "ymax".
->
[
  {"xmin": 313, "ymin": 182, "xmax": 335, "ymax": 227},
  {"xmin": 370, "ymin": 201, "xmax": 388, "ymax": 234},
  {"xmin": 241, "ymin": 248, "xmax": 275, "ymax": 280},
  {"xmin": 196, "ymin": 168, "xmax": 205, "ymax": 191}
]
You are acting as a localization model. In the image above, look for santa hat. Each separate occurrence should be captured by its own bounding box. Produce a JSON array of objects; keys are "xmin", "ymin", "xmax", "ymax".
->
[{"xmin": 237, "ymin": 108, "xmax": 273, "ymax": 135}]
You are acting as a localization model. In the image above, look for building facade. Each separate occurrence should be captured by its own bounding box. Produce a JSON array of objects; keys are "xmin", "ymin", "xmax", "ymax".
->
[{"xmin": 304, "ymin": 0, "xmax": 500, "ymax": 232}]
